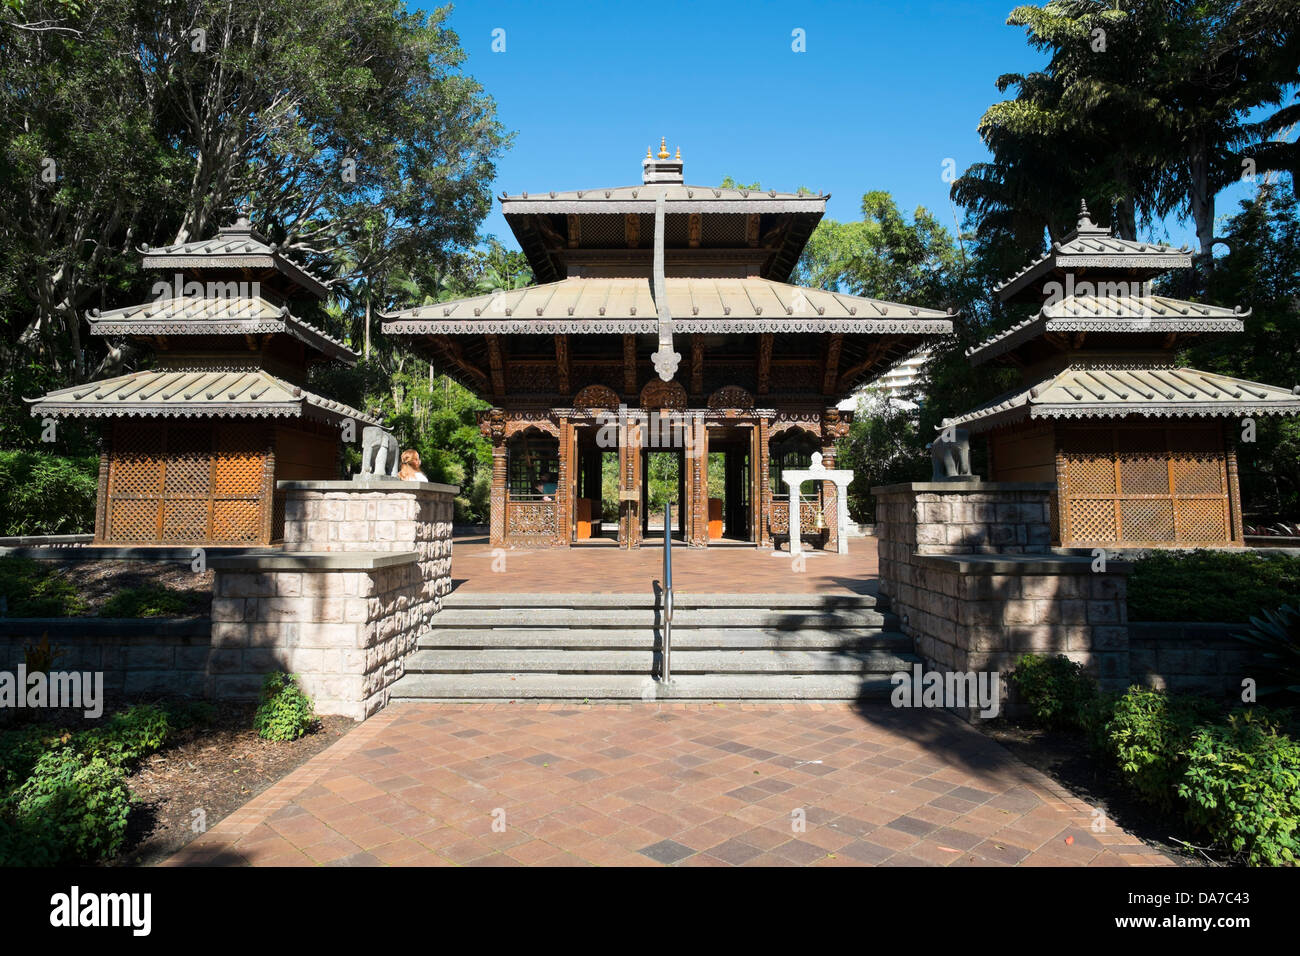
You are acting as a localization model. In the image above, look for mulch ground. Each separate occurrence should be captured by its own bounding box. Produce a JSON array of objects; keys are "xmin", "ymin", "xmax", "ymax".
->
[
  {"xmin": 54, "ymin": 562, "xmax": 213, "ymax": 616},
  {"xmin": 111, "ymin": 703, "xmax": 354, "ymax": 866},
  {"xmin": 979, "ymin": 721, "xmax": 1214, "ymax": 866}
]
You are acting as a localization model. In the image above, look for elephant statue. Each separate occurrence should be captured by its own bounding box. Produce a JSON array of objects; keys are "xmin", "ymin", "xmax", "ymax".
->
[
  {"xmin": 928, "ymin": 426, "xmax": 972, "ymax": 480},
  {"xmin": 360, "ymin": 426, "xmax": 400, "ymax": 478}
]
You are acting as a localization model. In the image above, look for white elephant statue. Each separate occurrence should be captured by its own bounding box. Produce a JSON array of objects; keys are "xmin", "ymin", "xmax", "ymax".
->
[
  {"xmin": 360, "ymin": 426, "xmax": 400, "ymax": 478},
  {"xmin": 928, "ymin": 426, "xmax": 972, "ymax": 480}
]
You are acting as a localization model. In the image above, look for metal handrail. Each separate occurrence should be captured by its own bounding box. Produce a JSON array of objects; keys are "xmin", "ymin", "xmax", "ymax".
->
[{"xmin": 662, "ymin": 500, "xmax": 673, "ymax": 682}]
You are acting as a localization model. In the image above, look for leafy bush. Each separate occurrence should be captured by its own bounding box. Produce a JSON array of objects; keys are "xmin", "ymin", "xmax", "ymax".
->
[
  {"xmin": 0, "ymin": 725, "xmax": 64, "ymax": 793},
  {"xmin": 99, "ymin": 585, "xmax": 199, "ymax": 618},
  {"xmin": 1010, "ymin": 654, "xmax": 1102, "ymax": 732},
  {"xmin": 73, "ymin": 704, "xmax": 170, "ymax": 768},
  {"xmin": 1128, "ymin": 550, "xmax": 1300, "ymax": 623},
  {"xmin": 254, "ymin": 673, "xmax": 316, "ymax": 741},
  {"xmin": 1179, "ymin": 709, "xmax": 1300, "ymax": 866},
  {"xmin": 0, "ymin": 450, "xmax": 98, "ymax": 536},
  {"xmin": 1105, "ymin": 687, "xmax": 1221, "ymax": 812},
  {"xmin": 0, "ymin": 556, "xmax": 87, "ymax": 617},
  {"xmin": 162, "ymin": 698, "xmax": 215, "ymax": 731},
  {"xmin": 1233, "ymin": 604, "xmax": 1300, "ymax": 696},
  {"xmin": 1, "ymin": 748, "xmax": 131, "ymax": 865}
]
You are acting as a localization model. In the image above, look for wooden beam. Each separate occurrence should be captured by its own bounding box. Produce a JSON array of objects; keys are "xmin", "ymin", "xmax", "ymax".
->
[
  {"xmin": 555, "ymin": 333, "xmax": 570, "ymax": 395},
  {"xmin": 691, "ymin": 337, "xmax": 704, "ymax": 395},
  {"xmin": 836, "ymin": 341, "xmax": 890, "ymax": 393},
  {"xmin": 745, "ymin": 214, "xmax": 760, "ymax": 247},
  {"xmin": 687, "ymin": 213, "xmax": 701, "ymax": 248},
  {"xmin": 438, "ymin": 337, "xmax": 490, "ymax": 392},
  {"xmin": 623, "ymin": 334, "xmax": 637, "ymax": 396},
  {"xmin": 757, "ymin": 333, "xmax": 773, "ymax": 395},
  {"xmin": 625, "ymin": 213, "xmax": 640, "ymax": 248},
  {"xmin": 567, "ymin": 214, "xmax": 580, "ymax": 248},
  {"xmin": 485, "ymin": 334, "xmax": 506, "ymax": 397},
  {"xmin": 822, "ymin": 333, "xmax": 843, "ymax": 396}
]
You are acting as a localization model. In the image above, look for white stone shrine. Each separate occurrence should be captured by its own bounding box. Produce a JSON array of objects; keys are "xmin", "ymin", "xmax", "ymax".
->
[{"xmin": 782, "ymin": 452, "xmax": 854, "ymax": 556}]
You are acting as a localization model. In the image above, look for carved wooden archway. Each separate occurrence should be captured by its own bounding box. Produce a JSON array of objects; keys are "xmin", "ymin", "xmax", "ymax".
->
[
  {"xmin": 639, "ymin": 379, "xmax": 687, "ymax": 410},
  {"xmin": 707, "ymin": 385, "xmax": 755, "ymax": 410},
  {"xmin": 572, "ymin": 383, "xmax": 621, "ymax": 410}
]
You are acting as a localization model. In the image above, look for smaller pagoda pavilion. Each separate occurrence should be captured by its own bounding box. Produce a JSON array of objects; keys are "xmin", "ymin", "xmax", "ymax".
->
[
  {"xmin": 946, "ymin": 202, "xmax": 1300, "ymax": 549},
  {"xmin": 29, "ymin": 218, "xmax": 376, "ymax": 546}
]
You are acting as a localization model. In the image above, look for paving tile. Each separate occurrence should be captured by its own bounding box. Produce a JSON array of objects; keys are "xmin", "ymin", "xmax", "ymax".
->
[{"xmin": 638, "ymin": 839, "xmax": 695, "ymax": 865}]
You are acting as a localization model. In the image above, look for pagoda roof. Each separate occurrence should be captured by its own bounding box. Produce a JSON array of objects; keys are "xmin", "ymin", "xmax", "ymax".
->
[
  {"xmin": 87, "ymin": 295, "xmax": 358, "ymax": 365},
  {"xmin": 28, "ymin": 368, "xmax": 378, "ymax": 426},
  {"xmin": 382, "ymin": 276, "xmax": 952, "ymax": 336},
  {"xmin": 500, "ymin": 183, "xmax": 827, "ymax": 215},
  {"xmin": 995, "ymin": 202, "xmax": 1193, "ymax": 302},
  {"xmin": 967, "ymin": 294, "xmax": 1247, "ymax": 367},
  {"xmin": 141, "ymin": 219, "xmax": 330, "ymax": 300},
  {"xmin": 944, "ymin": 364, "xmax": 1300, "ymax": 433}
]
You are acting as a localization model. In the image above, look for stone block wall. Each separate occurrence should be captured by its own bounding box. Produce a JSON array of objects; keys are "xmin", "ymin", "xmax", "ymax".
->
[
  {"xmin": 208, "ymin": 479, "xmax": 457, "ymax": 719},
  {"xmin": 1128, "ymin": 622, "xmax": 1262, "ymax": 697}
]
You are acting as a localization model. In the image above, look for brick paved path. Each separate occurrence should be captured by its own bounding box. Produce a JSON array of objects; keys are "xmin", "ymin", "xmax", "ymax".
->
[
  {"xmin": 450, "ymin": 535, "xmax": 879, "ymax": 594},
  {"xmin": 166, "ymin": 702, "xmax": 1173, "ymax": 867}
]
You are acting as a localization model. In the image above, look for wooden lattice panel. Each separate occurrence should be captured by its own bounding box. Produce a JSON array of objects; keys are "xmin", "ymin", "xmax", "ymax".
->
[
  {"xmin": 103, "ymin": 420, "xmax": 271, "ymax": 545},
  {"xmin": 1058, "ymin": 423, "xmax": 1232, "ymax": 546}
]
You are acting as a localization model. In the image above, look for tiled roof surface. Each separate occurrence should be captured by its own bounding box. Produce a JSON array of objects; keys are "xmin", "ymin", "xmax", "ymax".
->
[
  {"xmin": 945, "ymin": 365, "xmax": 1300, "ymax": 432},
  {"xmin": 29, "ymin": 368, "xmax": 378, "ymax": 426},
  {"xmin": 88, "ymin": 295, "xmax": 358, "ymax": 363},
  {"xmin": 141, "ymin": 219, "xmax": 329, "ymax": 298}
]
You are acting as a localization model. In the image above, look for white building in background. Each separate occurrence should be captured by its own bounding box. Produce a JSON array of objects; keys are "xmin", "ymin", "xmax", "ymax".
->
[{"xmin": 838, "ymin": 347, "xmax": 932, "ymax": 414}]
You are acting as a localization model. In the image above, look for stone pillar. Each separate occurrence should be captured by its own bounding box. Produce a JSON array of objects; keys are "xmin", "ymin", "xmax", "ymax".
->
[
  {"xmin": 209, "ymin": 478, "xmax": 458, "ymax": 719},
  {"xmin": 871, "ymin": 480, "xmax": 1132, "ymax": 717}
]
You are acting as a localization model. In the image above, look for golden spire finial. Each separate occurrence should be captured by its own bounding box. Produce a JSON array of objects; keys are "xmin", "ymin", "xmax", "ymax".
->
[
  {"xmin": 658, "ymin": 137, "xmax": 669, "ymax": 160},
  {"xmin": 675, "ymin": 146, "xmax": 681, "ymax": 161},
  {"xmin": 646, "ymin": 145, "xmax": 652, "ymax": 160}
]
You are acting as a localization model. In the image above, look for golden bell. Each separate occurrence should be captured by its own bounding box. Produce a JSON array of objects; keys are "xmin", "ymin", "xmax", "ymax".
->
[{"xmin": 814, "ymin": 509, "xmax": 827, "ymax": 531}]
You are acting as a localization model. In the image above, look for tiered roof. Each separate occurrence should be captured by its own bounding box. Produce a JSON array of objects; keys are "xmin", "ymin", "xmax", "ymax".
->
[
  {"xmin": 948, "ymin": 201, "xmax": 1300, "ymax": 431},
  {"xmin": 31, "ymin": 217, "xmax": 374, "ymax": 425}
]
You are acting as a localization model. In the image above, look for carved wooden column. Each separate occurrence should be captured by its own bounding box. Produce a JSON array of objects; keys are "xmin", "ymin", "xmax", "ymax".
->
[
  {"xmin": 484, "ymin": 409, "xmax": 507, "ymax": 548},
  {"xmin": 619, "ymin": 412, "xmax": 642, "ymax": 549},
  {"xmin": 556, "ymin": 413, "xmax": 573, "ymax": 547},
  {"xmin": 94, "ymin": 425, "xmax": 110, "ymax": 544},
  {"xmin": 1053, "ymin": 435, "xmax": 1070, "ymax": 547},
  {"xmin": 757, "ymin": 413, "xmax": 773, "ymax": 549},
  {"xmin": 688, "ymin": 414, "xmax": 708, "ymax": 547},
  {"xmin": 1224, "ymin": 425, "xmax": 1245, "ymax": 545}
]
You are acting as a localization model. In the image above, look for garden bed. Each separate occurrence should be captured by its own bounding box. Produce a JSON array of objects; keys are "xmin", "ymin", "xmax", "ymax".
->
[
  {"xmin": 115, "ymin": 702, "xmax": 353, "ymax": 866},
  {"xmin": 0, "ymin": 556, "xmax": 211, "ymax": 618}
]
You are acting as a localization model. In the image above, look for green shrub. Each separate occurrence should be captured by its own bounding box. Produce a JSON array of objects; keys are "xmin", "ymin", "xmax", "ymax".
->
[
  {"xmin": 254, "ymin": 673, "xmax": 316, "ymax": 741},
  {"xmin": 74, "ymin": 703, "xmax": 170, "ymax": 768},
  {"xmin": 2, "ymin": 748, "xmax": 131, "ymax": 865},
  {"xmin": 1233, "ymin": 604, "xmax": 1300, "ymax": 695},
  {"xmin": 0, "ymin": 450, "xmax": 98, "ymax": 537},
  {"xmin": 0, "ymin": 556, "xmax": 87, "ymax": 617},
  {"xmin": 1179, "ymin": 709, "xmax": 1300, "ymax": 866},
  {"xmin": 0, "ymin": 725, "xmax": 65, "ymax": 794},
  {"xmin": 1128, "ymin": 550, "xmax": 1300, "ymax": 623},
  {"xmin": 163, "ymin": 698, "xmax": 215, "ymax": 731},
  {"xmin": 99, "ymin": 585, "xmax": 198, "ymax": 619},
  {"xmin": 1010, "ymin": 654, "xmax": 1101, "ymax": 732},
  {"xmin": 1106, "ymin": 687, "xmax": 1221, "ymax": 811}
]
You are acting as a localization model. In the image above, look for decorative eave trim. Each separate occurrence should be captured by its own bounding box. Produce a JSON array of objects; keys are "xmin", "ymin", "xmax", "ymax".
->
[
  {"xmin": 967, "ymin": 314, "xmax": 1247, "ymax": 366},
  {"xmin": 1031, "ymin": 401, "xmax": 1300, "ymax": 420},
  {"xmin": 383, "ymin": 319, "xmax": 658, "ymax": 335},
  {"xmin": 140, "ymin": 253, "xmax": 329, "ymax": 300},
  {"xmin": 89, "ymin": 315, "xmax": 358, "ymax": 365},
  {"xmin": 502, "ymin": 199, "xmax": 826, "ymax": 215},
  {"xmin": 994, "ymin": 251, "xmax": 1192, "ymax": 301}
]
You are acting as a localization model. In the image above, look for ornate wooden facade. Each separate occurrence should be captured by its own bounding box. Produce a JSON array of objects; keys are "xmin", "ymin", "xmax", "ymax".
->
[
  {"xmin": 32, "ymin": 219, "xmax": 376, "ymax": 545},
  {"xmin": 386, "ymin": 144, "xmax": 949, "ymax": 548},
  {"xmin": 949, "ymin": 202, "xmax": 1300, "ymax": 548}
]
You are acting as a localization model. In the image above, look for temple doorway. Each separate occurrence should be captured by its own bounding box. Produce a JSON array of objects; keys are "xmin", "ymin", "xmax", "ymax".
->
[
  {"xmin": 572, "ymin": 425, "xmax": 618, "ymax": 544},
  {"xmin": 707, "ymin": 427, "xmax": 753, "ymax": 544},
  {"xmin": 641, "ymin": 449, "xmax": 685, "ymax": 541}
]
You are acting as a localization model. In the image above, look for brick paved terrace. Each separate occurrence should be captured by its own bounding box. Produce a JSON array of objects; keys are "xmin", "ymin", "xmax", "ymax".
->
[
  {"xmin": 167, "ymin": 702, "xmax": 1174, "ymax": 867},
  {"xmin": 450, "ymin": 534, "xmax": 879, "ymax": 594}
]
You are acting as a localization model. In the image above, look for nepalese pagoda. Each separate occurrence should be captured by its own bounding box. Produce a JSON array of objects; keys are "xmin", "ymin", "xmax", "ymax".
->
[
  {"xmin": 28, "ymin": 219, "xmax": 376, "ymax": 545},
  {"xmin": 946, "ymin": 202, "xmax": 1300, "ymax": 549},
  {"xmin": 384, "ymin": 141, "xmax": 953, "ymax": 549}
]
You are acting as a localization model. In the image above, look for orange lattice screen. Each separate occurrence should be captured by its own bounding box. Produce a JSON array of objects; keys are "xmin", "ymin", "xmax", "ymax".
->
[
  {"xmin": 103, "ymin": 420, "xmax": 270, "ymax": 544},
  {"xmin": 1059, "ymin": 424, "xmax": 1230, "ymax": 546}
]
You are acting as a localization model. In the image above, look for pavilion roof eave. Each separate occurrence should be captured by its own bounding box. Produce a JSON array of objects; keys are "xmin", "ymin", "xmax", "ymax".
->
[
  {"xmin": 966, "ymin": 297, "xmax": 1248, "ymax": 367},
  {"xmin": 26, "ymin": 368, "xmax": 378, "ymax": 427},
  {"xmin": 87, "ymin": 296, "xmax": 358, "ymax": 365},
  {"xmin": 381, "ymin": 276, "xmax": 954, "ymax": 336},
  {"xmin": 944, "ymin": 366, "xmax": 1300, "ymax": 433}
]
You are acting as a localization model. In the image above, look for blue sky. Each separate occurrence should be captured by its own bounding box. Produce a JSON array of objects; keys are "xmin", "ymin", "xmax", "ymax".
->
[{"xmin": 430, "ymin": 0, "xmax": 1259, "ymax": 252}]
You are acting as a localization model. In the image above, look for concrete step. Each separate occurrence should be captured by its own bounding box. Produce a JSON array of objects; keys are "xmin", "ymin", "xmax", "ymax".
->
[
  {"xmin": 417, "ymin": 627, "xmax": 912, "ymax": 651},
  {"xmin": 430, "ymin": 607, "xmax": 896, "ymax": 629},
  {"xmin": 440, "ymin": 591, "xmax": 883, "ymax": 610},
  {"xmin": 389, "ymin": 671, "xmax": 897, "ymax": 700},
  {"xmin": 404, "ymin": 648, "xmax": 921, "ymax": 675}
]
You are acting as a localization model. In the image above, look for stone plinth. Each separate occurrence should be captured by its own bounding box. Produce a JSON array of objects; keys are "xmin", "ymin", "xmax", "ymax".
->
[
  {"xmin": 207, "ymin": 479, "xmax": 458, "ymax": 719},
  {"xmin": 871, "ymin": 481, "xmax": 1132, "ymax": 718}
]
